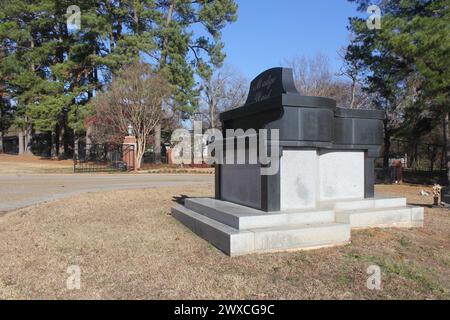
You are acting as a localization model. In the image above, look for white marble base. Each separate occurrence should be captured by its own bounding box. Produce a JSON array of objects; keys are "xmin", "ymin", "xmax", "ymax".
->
[
  {"xmin": 319, "ymin": 151, "xmax": 364, "ymax": 201},
  {"xmin": 280, "ymin": 150, "xmax": 365, "ymax": 210},
  {"xmin": 172, "ymin": 197, "xmax": 424, "ymax": 256},
  {"xmin": 281, "ymin": 150, "xmax": 318, "ymax": 210}
]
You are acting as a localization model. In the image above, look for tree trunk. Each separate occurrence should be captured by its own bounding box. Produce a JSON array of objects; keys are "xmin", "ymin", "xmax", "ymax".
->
[
  {"xmin": 133, "ymin": 0, "xmax": 140, "ymax": 34},
  {"xmin": 154, "ymin": 124, "xmax": 161, "ymax": 164},
  {"xmin": 24, "ymin": 133, "xmax": 29, "ymax": 154},
  {"xmin": 86, "ymin": 125, "xmax": 92, "ymax": 159},
  {"xmin": 63, "ymin": 120, "xmax": 70, "ymax": 158},
  {"xmin": 442, "ymin": 112, "xmax": 450, "ymax": 203},
  {"xmin": 153, "ymin": 0, "xmax": 175, "ymax": 164},
  {"xmin": 210, "ymin": 96, "xmax": 216, "ymax": 129},
  {"xmin": 51, "ymin": 124, "xmax": 61, "ymax": 158},
  {"xmin": 0, "ymin": 104, "xmax": 3, "ymax": 153},
  {"xmin": 18, "ymin": 131, "xmax": 24, "ymax": 155},
  {"xmin": 446, "ymin": 113, "xmax": 450, "ymax": 187},
  {"xmin": 57, "ymin": 125, "xmax": 62, "ymax": 157},
  {"xmin": 51, "ymin": 130, "xmax": 57, "ymax": 158},
  {"xmin": 413, "ymin": 143, "xmax": 418, "ymax": 170},
  {"xmin": 74, "ymin": 137, "xmax": 79, "ymax": 160},
  {"xmin": 24, "ymin": 124, "xmax": 32, "ymax": 154},
  {"xmin": 25, "ymin": 36, "xmax": 35, "ymax": 155},
  {"xmin": 383, "ymin": 120, "xmax": 391, "ymax": 170},
  {"xmin": 350, "ymin": 78, "xmax": 357, "ymax": 109},
  {"xmin": 161, "ymin": 0, "xmax": 175, "ymax": 65},
  {"xmin": 136, "ymin": 136, "xmax": 145, "ymax": 170},
  {"xmin": 430, "ymin": 146, "xmax": 436, "ymax": 173}
]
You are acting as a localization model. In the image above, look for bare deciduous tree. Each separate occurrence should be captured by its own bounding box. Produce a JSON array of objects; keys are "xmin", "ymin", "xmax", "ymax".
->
[
  {"xmin": 338, "ymin": 47, "xmax": 360, "ymax": 109},
  {"xmin": 200, "ymin": 67, "xmax": 248, "ymax": 129},
  {"xmin": 285, "ymin": 54, "xmax": 335, "ymax": 96},
  {"xmin": 337, "ymin": 46, "xmax": 371, "ymax": 109},
  {"xmin": 285, "ymin": 53, "xmax": 358, "ymax": 108},
  {"xmin": 93, "ymin": 63, "xmax": 172, "ymax": 169}
]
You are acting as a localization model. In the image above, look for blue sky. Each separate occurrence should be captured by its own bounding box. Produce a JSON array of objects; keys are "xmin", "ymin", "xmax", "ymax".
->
[{"xmin": 221, "ymin": 0, "xmax": 364, "ymax": 80}]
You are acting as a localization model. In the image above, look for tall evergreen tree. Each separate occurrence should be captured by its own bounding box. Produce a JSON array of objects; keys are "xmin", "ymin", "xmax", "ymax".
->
[
  {"xmin": 346, "ymin": 0, "xmax": 449, "ymax": 169},
  {"xmin": 0, "ymin": 0, "xmax": 56, "ymax": 153},
  {"xmin": 151, "ymin": 0, "xmax": 238, "ymax": 162},
  {"xmin": 0, "ymin": 0, "xmax": 238, "ymax": 159}
]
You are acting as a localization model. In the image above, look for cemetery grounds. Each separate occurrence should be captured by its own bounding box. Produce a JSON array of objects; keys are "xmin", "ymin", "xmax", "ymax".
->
[{"xmin": 0, "ymin": 171, "xmax": 448, "ymax": 299}]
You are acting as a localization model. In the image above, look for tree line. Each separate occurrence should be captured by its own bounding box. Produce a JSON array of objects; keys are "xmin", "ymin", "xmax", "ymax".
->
[
  {"xmin": 0, "ymin": 0, "xmax": 448, "ymax": 174},
  {"xmin": 344, "ymin": 0, "xmax": 449, "ymax": 171},
  {"xmin": 0, "ymin": 0, "xmax": 238, "ymax": 162}
]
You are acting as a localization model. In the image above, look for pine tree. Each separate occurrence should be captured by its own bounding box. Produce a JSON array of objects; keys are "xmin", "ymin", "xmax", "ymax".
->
[
  {"xmin": 346, "ymin": 0, "xmax": 449, "ymax": 169},
  {"xmin": 0, "ymin": 0, "xmax": 238, "ymax": 159},
  {"xmin": 152, "ymin": 0, "xmax": 238, "ymax": 162}
]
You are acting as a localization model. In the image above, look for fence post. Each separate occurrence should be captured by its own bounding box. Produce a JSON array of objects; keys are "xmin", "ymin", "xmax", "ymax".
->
[{"xmin": 123, "ymin": 136, "xmax": 137, "ymax": 171}]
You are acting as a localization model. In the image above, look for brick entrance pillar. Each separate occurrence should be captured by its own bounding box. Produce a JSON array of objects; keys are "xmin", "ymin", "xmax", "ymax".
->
[{"xmin": 123, "ymin": 136, "xmax": 137, "ymax": 171}]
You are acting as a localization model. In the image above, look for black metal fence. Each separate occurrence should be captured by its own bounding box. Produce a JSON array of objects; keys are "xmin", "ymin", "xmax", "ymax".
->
[
  {"xmin": 375, "ymin": 138, "xmax": 447, "ymax": 185},
  {"xmin": 389, "ymin": 138, "xmax": 446, "ymax": 171},
  {"xmin": 375, "ymin": 138, "xmax": 446, "ymax": 171},
  {"xmin": 73, "ymin": 143, "xmax": 135, "ymax": 173},
  {"xmin": 1, "ymin": 136, "xmax": 19, "ymax": 154}
]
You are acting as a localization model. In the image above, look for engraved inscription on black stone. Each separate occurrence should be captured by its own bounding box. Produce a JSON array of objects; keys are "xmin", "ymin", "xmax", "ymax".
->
[{"xmin": 245, "ymin": 67, "xmax": 299, "ymax": 105}]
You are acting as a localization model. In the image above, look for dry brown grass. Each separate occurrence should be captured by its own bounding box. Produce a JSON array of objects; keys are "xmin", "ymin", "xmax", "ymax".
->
[
  {"xmin": 0, "ymin": 184, "xmax": 449, "ymax": 300},
  {"xmin": 147, "ymin": 168, "xmax": 214, "ymax": 174},
  {"xmin": 0, "ymin": 154, "xmax": 73, "ymax": 174},
  {"xmin": 0, "ymin": 154, "xmax": 213, "ymax": 174}
]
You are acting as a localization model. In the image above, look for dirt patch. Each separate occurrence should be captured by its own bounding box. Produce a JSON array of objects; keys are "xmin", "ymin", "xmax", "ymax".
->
[{"xmin": 0, "ymin": 184, "xmax": 448, "ymax": 299}]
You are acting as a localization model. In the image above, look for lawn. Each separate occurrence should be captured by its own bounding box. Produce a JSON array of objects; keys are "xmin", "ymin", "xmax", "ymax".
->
[
  {"xmin": 0, "ymin": 184, "xmax": 448, "ymax": 299},
  {"xmin": 0, "ymin": 154, "xmax": 73, "ymax": 174},
  {"xmin": 0, "ymin": 154, "xmax": 214, "ymax": 174}
]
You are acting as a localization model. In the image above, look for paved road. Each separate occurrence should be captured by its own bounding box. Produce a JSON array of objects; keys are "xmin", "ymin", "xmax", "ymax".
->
[{"xmin": 0, "ymin": 174, "xmax": 213, "ymax": 212}]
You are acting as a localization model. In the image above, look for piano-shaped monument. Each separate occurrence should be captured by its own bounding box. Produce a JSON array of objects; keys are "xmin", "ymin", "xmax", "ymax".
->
[{"xmin": 172, "ymin": 68, "xmax": 424, "ymax": 256}]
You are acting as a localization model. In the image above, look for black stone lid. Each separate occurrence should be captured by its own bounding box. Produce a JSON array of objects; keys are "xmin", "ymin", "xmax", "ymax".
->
[
  {"xmin": 221, "ymin": 67, "xmax": 384, "ymax": 122},
  {"xmin": 245, "ymin": 67, "xmax": 298, "ymax": 105},
  {"xmin": 244, "ymin": 67, "xmax": 336, "ymax": 108}
]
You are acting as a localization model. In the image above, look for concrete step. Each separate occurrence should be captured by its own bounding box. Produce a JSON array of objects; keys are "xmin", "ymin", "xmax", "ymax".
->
[
  {"xmin": 172, "ymin": 205, "xmax": 350, "ymax": 256},
  {"xmin": 184, "ymin": 198, "xmax": 335, "ymax": 230},
  {"xmin": 248, "ymin": 223, "xmax": 350, "ymax": 253},
  {"xmin": 171, "ymin": 205, "xmax": 253, "ymax": 256},
  {"xmin": 335, "ymin": 205, "xmax": 424, "ymax": 228},
  {"xmin": 332, "ymin": 197, "xmax": 407, "ymax": 212}
]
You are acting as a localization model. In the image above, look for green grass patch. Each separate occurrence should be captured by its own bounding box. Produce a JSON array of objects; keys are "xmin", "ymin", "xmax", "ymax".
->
[
  {"xmin": 398, "ymin": 236, "xmax": 412, "ymax": 247},
  {"xmin": 343, "ymin": 250, "xmax": 446, "ymax": 294},
  {"xmin": 364, "ymin": 256, "xmax": 444, "ymax": 293}
]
